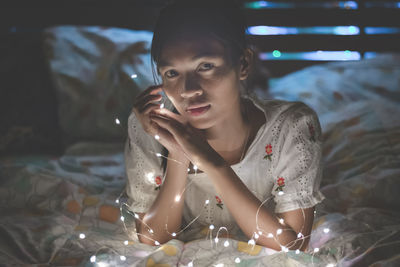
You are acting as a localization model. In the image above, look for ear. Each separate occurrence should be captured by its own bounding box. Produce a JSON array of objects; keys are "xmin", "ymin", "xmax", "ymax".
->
[{"xmin": 239, "ymin": 48, "xmax": 254, "ymax": 81}]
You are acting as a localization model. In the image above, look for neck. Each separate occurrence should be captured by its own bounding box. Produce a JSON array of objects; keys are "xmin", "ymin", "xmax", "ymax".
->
[{"xmin": 205, "ymin": 98, "xmax": 250, "ymax": 155}]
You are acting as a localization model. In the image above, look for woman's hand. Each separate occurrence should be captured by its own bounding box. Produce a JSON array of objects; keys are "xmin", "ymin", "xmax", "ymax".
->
[
  {"xmin": 132, "ymin": 85, "xmax": 188, "ymax": 161},
  {"xmin": 150, "ymin": 111, "xmax": 225, "ymax": 170}
]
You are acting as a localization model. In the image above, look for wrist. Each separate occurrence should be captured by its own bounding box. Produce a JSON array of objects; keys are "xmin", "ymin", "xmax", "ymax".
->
[{"xmin": 168, "ymin": 152, "xmax": 190, "ymax": 167}]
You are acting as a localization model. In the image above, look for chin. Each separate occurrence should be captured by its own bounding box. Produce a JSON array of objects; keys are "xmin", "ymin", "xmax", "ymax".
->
[{"xmin": 188, "ymin": 118, "xmax": 215, "ymax": 130}]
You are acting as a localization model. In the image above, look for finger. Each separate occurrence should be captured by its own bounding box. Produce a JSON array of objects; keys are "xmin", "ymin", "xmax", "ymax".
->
[
  {"xmin": 139, "ymin": 103, "xmax": 162, "ymax": 115},
  {"xmin": 153, "ymin": 108, "xmax": 187, "ymax": 124},
  {"xmin": 135, "ymin": 94, "xmax": 162, "ymax": 110},
  {"xmin": 137, "ymin": 85, "xmax": 163, "ymax": 99},
  {"xmin": 150, "ymin": 114, "xmax": 183, "ymax": 137}
]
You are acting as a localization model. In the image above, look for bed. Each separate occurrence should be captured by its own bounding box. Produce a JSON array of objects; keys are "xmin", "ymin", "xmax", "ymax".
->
[{"xmin": 0, "ymin": 23, "xmax": 399, "ymax": 266}]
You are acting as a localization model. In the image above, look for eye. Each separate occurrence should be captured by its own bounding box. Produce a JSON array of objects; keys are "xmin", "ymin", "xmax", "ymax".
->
[
  {"xmin": 198, "ymin": 63, "xmax": 214, "ymax": 71},
  {"xmin": 165, "ymin": 70, "xmax": 178, "ymax": 79}
]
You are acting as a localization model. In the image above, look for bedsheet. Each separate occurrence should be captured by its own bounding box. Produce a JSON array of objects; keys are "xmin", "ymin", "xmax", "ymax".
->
[{"xmin": 1, "ymin": 56, "xmax": 400, "ymax": 266}]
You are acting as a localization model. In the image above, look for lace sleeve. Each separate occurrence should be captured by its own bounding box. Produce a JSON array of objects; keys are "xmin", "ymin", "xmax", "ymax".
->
[
  {"xmin": 272, "ymin": 103, "xmax": 325, "ymax": 213},
  {"xmin": 124, "ymin": 112, "xmax": 164, "ymax": 213}
]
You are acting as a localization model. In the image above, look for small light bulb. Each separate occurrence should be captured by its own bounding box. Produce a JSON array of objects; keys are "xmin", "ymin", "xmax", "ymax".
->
[
  {"xmin": 281, "ymin": 246, "xmax": 289, "ymax": 252},
  {"xmin": 160, "ymin": 103, "xmax": 165, "ymax": 109},
  {"xmin": 314, "ymin": 247, "xmax": 320, "ymax": 253},
  {"xmin": 297, "ymin": 232, "xmax": 303, "ymax": 238},
  {"xmin": 115, "ymin": 199, "xmax": 119, "ymax": 204},
  {"xmin": 224, "ymin": 240, "xmax": 229, "ymax": 247},
  {"xmin": 188, "ymin": 262, "xmax": 193, "ymax": 267},
  {"xmin": 172, "ymin": 232, "xmax": 177, "ymax": 237},
  {"xmin": 323, "ymin": 228, "xmax": 330, "ymax": 233},
  {"xmin": 131, "ymin": 74, "xmax": 138, "ymax": 79},
  {"xmin": 215, "ymin": 264, "xmax": 224, "ymax": 267},
  {"xmin": 214, "ymin": 237, "xmax": 219, "ymax": 243},
  {"xmin": 134, "ymin": 213, "xmax": 139, "ymax": 219},
  {"xmin": 295, "ymin": 249, "xmax": 300, "ymax": 254},
  {"xmin": 279, "ymin": 218, "xmax": 284, "ymax": 224},
  {"xmin": 187, "ymin": 168, "xmax": 190, "ymax": 172},
  {"xmin": 276, "ymin": 229, "xmax": 282, "ymax": 235},
  {"xmin": 124, "ymin": 240, "xmax": 129, "ymax": 245},
  {"xmin": 155, "ymin": 241, "xmax": 160, "ymax": 246},
  {"xmin": 115, "ymin": 118, "xmax": 121, "ymax": 125},
  {"xmin": 267, "ymin": 233, "xmax": 274, "ymax": 238},
  {"xmin": 258, "ymin": 231, "xmax": 263, "ymax": 235},
  {"xmin": 209, "ymin": 224, "xmax": 215, "ymax": 230},
  {"xmin": 235, "ymin": 257, "xmax": 241, "ymax": 263},
  {"xmin": 79, "ymin": 233, "xmax": 86, "ymax": 239},
  {"xmin": 326, "ymin": 264, "xmax": 335, "ymax": 267},
  {"xmin": 278, "ymin": 191, "xmax": 284, "ymax": 196},
  {"xmin": 120, "ymin": 255, "xmax": 126, "ymax": 261},
  {"xmin": 175, "ymin": 195, "xmax": 181, "ymax": 202},
  {"xmin": 90, "ymin": 255, "xmax": 96, "ymax": 262},
  {"xmin": 254, "ymin": 233, "xmax": 259, "ymax": 239},
  {"xmin": 205, "ymin": 199, "xmax": 210, "ymax": 205},
  {"xmin": 149, "ymin": 229, "xmax": 154, "ymax": 234},
  {"xmin": 248, "ymin": 239, "xmax": 255, "ymax": 245},
  {"xmin": 120, "ymin": 216, "xmax": 125, "ymax": 222},
  {"xmin": 155, "ymin": 135, "xmax": 160, "ymax": 140},
  {"xmin": 156, "ymin": 153, "xmax": 162, "ymax": 157},
  {"xmin": 193, "ymin": 165, "xmax": 198, "ymax": 170}
]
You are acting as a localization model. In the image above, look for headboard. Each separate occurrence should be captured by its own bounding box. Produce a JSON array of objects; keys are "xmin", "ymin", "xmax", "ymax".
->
[{"xmin": 2, "ymin": 0, "xmax": 399, "ymax": 78}]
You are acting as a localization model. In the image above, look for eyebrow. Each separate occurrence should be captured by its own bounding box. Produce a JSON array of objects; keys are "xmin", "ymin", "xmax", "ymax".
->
[{"xmin": 158, "ymin": 52, "xmax": 223, "ymax": 68}]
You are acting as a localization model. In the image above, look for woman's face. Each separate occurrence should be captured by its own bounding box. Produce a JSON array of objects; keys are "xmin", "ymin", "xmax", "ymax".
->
[{"xmin": 158, "ymin": 34, "xmax": 247, "ymax": 130}]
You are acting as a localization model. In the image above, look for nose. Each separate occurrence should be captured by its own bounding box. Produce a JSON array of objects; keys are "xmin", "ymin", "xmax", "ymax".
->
[{"xmin": 180, "ymin": 73, "xmax": 203, "ymax": 98}]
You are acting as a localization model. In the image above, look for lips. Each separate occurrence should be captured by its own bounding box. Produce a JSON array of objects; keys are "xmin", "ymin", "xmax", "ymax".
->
[{"xmin": 186, "ymin": 104, "xmax": 211, "ymax": 116}]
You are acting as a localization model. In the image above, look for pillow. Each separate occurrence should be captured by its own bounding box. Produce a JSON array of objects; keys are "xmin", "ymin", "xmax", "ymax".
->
[
  {"xmin": 265, "ymin": 54, "xmax": 400, "ymax": 117},
  {"xmin": 43, "ymin": 26, "xmax": 155, "ymax": 142}
]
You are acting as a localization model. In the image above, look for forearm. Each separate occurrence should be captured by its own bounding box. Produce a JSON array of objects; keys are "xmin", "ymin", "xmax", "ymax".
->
[
  {"xmin": 138, "ymin": 154, "xmax": 189, "ymax": 245},
  {"xmin": 204, "ymin": 162, "xmax": 301, "ymax": 251}
]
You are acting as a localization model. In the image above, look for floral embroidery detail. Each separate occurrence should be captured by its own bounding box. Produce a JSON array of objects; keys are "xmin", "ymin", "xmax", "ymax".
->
[
  {"xmin": 307, "ymin": 122, "xmax": 316, "ymax": 142},
  {"xmin": 154, "ymin": 176, "xmax": 162, "ymax": 190},
  {"xmin": 215, "ymin": 196, "xmax": 223, "ymax": 209},
  {"xmin": 275, "ymin": 177, "xmax": 285, "ymax": 192},
  {"xmin": 263, "ymin": 144, "xmax": 273, "ymax": 161}
]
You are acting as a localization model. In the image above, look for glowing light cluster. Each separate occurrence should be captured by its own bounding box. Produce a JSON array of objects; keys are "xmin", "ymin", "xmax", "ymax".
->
[
  {"xmin": 259, "ymin": 51, "xmax": 361, "ymax": 61},
  {"xmin": 244, "ymin": 1, "xmax": 358, "ymax": 9},
  {"xmin": 246, "ymin": 26, "xmax": 359, "ymax": 35}
]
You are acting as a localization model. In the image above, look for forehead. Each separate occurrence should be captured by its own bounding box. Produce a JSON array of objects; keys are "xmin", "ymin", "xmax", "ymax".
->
[{"xmin": 158, "ymin": 34, "xmax": 227, "ymax": 67}]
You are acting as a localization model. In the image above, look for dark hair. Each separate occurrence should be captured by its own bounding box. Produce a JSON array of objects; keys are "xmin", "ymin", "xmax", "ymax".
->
[{"xmin": 150, "ymin": 0, "xmax": 249, "ymax": 82}]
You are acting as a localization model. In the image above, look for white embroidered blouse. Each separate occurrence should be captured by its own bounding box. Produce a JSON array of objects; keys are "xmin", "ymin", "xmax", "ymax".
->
[{"xmin": 124, "ymin": 95, "xmax": 325, "ymax": 241}]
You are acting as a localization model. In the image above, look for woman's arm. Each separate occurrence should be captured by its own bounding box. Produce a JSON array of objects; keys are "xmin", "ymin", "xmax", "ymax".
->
[
  {"xmin": 136, "ymin": 153, "xmax": 189, "ymax": 245},
  {"xmin": 203, "ymin": 161, "xmax": 313, "ymax": 251}
]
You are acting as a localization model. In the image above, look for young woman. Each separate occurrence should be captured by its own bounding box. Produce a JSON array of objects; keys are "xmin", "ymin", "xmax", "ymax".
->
[{"xmin": 125, "ymin": 0, "xmax": 324, "ymax": 252}]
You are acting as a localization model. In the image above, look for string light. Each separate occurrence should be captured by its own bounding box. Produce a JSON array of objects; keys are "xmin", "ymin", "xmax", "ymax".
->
[
  {"xmin": 134, "ymin": 213, "xmax": 139, "ymax": 219},
  {"xmin": 115, "ymin": 199, "xmax": 119, "ymax": 204},
  {"xmin": 115, "ymin": 118, "xmax": 121, "ymax": 125},
  {"xmin": 79, "ymin": 233, "xmax": 86, "ymax": 239},
  {"xmin": 193, "ymin": 165, "xmax": 198, "ymax": 171},
  {"xmin": 154, "ymin": 135, "xmax": 160, "ymax": 140},
  {"xmin": 254, "ymin": 232, "xmax": 260, "ymax": 239},
  {"xmin": 90, "ymin": 255, "xmax": 96, "ymax": 263},
  {"xmin": 323, "ymin": 228, "xmax": 330, "ymax": 233},
  {"xmin": 124, "ymin": 240, "xmax": 129, "ymax": 245},
  {"xmin": 214, "ymin": 237, "xmax": 219, "ymax": 243},
  {"xmin": 267, "ymin": 233, "xmax": 274, "ymax": 238},
  {"xmin": 172, "ymin": 232, "xmax": 177, "ymax": 237},
  {"xmin": 149, "ymin": 229, "xmax": 154, "ymax": 234},
  {"xmin": 279, "ymin": 218, "xmax": 284, "ymax": 224},
  {"xmin": 223, "ymin": 240, "xmax": 230, "ymax": 247},
  {"xmin": 278, "ymin": 191, "xmax": 284, "ymax": 196},
  {"xmin": 160, "ymin": 103, "xmax": 165, "ymax": 109},
  {"xmin": 188, "ymin": 262, "xmax": 193, "ymax": 267},
  {"xmin": 281, "ymin": 246, "xmax": 289, "ymax": 252},
  {"xmin": 156, "ymin": 153, "xmax": 162, "ymax": 157},
  {"xmin": 258, "ymin": 231, "xmax": 263, "ymax": 235},
  {"xmin": 209, "ymin": 224, "xmax": 215, "ymax": 230},
  {"xmin": 297, "ymin": 232, "xmax": 304, "ymax": 238},
  {"xmin": 175, "ymin": 195, "xmax": 181, "ymax": 202},
  {"xmin": 276, "ymin": 228, "xmax": 282, "ymax": 235},
  {"xmin": 295, "ymin": 249, "xmax": 300, "ymax": 254},
  {"xmin": 314, "ymin": 247, "xmax": 320, "ymax": 253},
  {"xmin": 235, "ymin": 257, "xmax": 241, "ymax": 263},
  {"xmin": 155, "ymin": 241, "xmax": 160, "ymax": 246},
  {"xmin": 248, "ymin": 239, "xmax": 256, "ymax": 245},
  {"xmin": 187, "ymin": 168, "xmax": 190, "ymax": 172},
  {"xmin": 131, "ymin": 74, "xmax": 138, "ymax": 79},
  {"xmin": 215, "ymin": 264, "xmax": 224, "ymax": 267},
  {"xmin": 120, "ymin": 216, "xmax": 125, "ymax": 222},
  {"xmin": 205, "ymin": 199, "xmax": 210, "ymax": 205},
  {"xmin": 120, "ymin": 255, "xmax": 126, "ymax": 261},
  {"xmin": 326, "ymin": 264, "xmax": 335, "ymax": 267}
]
